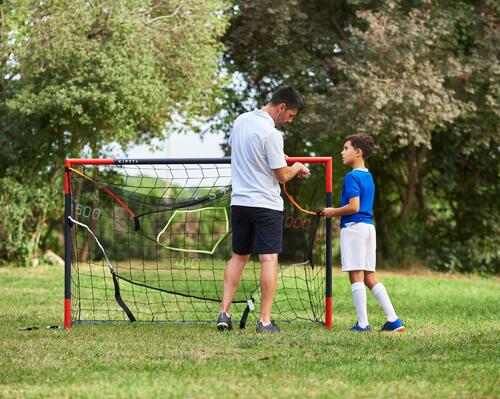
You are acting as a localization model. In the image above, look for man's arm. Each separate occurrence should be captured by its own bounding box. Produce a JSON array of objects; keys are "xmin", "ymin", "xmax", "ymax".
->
[
  {"xmin": 321, "ymin": 197, "xmax": 360, "ymax": 217},
  {"xmin": 273, "ymin": 162, "xmax": 310, "ymax": 184}
]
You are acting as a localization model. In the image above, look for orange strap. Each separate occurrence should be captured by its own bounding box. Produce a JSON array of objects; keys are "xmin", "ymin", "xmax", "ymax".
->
[
  {"xmin": 282, "ymin": 183, "xmax": 318, "ymax": 216},
  {"xmin": 69, "ymin": 167, "xmax": 137, "ymax": 220}
]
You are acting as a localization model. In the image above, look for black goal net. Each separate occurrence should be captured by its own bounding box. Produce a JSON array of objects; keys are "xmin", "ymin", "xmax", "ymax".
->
[{"xmin": 66, "ymin": 158, "xmax": 330, "ymax": 327}]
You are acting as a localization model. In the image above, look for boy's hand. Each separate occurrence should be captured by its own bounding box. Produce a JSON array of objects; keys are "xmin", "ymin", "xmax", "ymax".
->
[{"xmin": 320, "ymin": 207, "xmax": 336, "ymax": 217}]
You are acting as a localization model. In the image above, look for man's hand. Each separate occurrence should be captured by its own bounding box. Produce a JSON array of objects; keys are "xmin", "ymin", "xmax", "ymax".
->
[
  {"xmin": 273, "ymin": 162, "xmax": 310, "ymax": 183},
  {"xmin": 296, "ymin": 163, "xmax": 311, "ymax": 179}
]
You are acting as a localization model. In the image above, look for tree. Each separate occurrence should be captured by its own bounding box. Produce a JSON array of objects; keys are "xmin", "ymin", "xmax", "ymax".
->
[
  {"xmin": 1, "ymin": 0, "xmax": 228, "ymax": 170},
  {"xmin": 425, "ymin": 2, "xmax": 500, "ymax": 273},
  {"xmin": 220, "ymin": 0, "xmax": 499, "ymax": 271},
  {"xmin": 0, "ymin": 0, "xmax": 229, "ymax": 265},
  {"xmin": 333, "ymin": 2, "xmax": 499, "ymax": 272}
]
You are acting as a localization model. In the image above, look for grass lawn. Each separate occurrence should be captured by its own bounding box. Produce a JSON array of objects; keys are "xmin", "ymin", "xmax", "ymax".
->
[{"xmin": 0, "ymin": 265, "xmax": 499, "ymax": 398}]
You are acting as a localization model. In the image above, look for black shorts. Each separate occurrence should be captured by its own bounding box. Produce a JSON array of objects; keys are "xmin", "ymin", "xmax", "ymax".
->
[{"xmin": 231, "ymin": 205, "xmax": 283, "ymax": 255}]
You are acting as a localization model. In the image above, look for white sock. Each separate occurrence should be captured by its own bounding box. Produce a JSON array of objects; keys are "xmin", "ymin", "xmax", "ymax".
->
[
  {"xmin": 260, "ymin": 321, "xmax": 271, "ymax": 326},
  {"xmin": 371, "ymin": 283, "xmax": 398, "ymax": 322},
  {"xmin": 351, "ymin": 282, "xmax": 369, "ymax": 328}
]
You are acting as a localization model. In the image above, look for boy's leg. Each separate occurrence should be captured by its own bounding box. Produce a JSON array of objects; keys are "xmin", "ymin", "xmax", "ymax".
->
[
  {"xmin": 349, "ymin": 270, "xmax": 369, "ymax": 329},
  {"xmin": 220, "ymin": 253, "xmax": 250, "ymax": 313},
  {"xmin": 349, "ymin": 270, "xmax": 365, "ymax": 285},
  {"xmin": 365, "ymin": 271, "xmax": 398, "ymax": 323},
  {"xmin": 259, "ymin": 253, "xmax": 279, "ymax": 324},
  {"xmin": 363, "ymin": 271, "xmax": 379, "ymax": 289}
]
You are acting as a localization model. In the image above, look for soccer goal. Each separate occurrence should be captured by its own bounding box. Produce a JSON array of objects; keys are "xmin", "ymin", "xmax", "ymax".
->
[{"xmin": 64, "ymin": 157, "xmax": 333, "ymax": 329}]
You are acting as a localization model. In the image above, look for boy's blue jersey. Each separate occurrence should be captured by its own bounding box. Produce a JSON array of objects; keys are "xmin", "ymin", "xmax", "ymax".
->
[{"xmin": 340, "ymin": 169, "xmax": 375, "ymax": 228}]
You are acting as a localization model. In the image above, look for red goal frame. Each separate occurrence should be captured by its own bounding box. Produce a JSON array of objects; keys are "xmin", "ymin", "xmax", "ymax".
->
[{"xmin": 64, "ymin": 157, "xmax": 333, "ymax": 329}]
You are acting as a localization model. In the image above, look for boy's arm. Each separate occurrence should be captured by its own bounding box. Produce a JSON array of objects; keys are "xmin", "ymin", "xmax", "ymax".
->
[{"xmin": 321, "ymin": 197, "xmax": 360, "ymax": 217}]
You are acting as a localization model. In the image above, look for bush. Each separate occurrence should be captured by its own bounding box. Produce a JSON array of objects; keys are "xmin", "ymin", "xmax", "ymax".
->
[
  {"xmin": 0, "ymin": 178, "xmax": 57, "ymax": 267},
  {"xmin": 425, "ymin": 211, "xmax": 500, "ymax": 275}
]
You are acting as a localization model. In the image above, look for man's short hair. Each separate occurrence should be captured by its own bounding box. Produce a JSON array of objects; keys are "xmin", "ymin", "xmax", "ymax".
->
[
  {"xmin": 345, "ymin": 133, "xmax": 375, "ymax": 159},
  {"xmin": 270, "ymin": 86, "xmax": 304, "ymax": 111}
]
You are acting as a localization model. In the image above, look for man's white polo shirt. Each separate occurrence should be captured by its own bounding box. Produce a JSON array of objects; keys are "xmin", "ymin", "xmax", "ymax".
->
[{"xmin": 228, "ymin": 108, "xmax": 287, "ymax": 211}]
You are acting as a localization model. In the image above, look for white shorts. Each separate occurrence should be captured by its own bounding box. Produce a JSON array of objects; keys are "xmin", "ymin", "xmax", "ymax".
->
[{"xmin": 340, "ymin": 222, "xmax": 376, "ymax": 272}]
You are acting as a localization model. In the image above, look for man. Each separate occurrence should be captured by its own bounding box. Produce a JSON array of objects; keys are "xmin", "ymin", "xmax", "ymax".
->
[{"xmin": 217, "ymin": 86, "xmax": 310, "ymax": 333}]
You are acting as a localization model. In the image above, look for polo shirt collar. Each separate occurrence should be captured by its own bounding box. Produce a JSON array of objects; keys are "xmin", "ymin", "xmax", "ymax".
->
[{"xmin": 253, "ymin": 108, "xmax": 275, "ymax": 127}]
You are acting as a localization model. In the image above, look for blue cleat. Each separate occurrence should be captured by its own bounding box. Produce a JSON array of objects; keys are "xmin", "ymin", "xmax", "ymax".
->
[
  {"xmin": 349, "ymin": 322, "xmax": 371, "ymax": 332},
  {"xmin": 381, "ymin": 318, "xmax": 405, "ymax": 332}
]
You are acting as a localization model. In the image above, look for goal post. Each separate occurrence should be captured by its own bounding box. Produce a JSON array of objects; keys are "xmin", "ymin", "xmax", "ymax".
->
[
  {"xmin": 64, "ymin": 157, "xmax": 333, "ymax": 329},
  {"xmin": 283, "ymin": 157, "xmax": 333, "ymax": 329}
]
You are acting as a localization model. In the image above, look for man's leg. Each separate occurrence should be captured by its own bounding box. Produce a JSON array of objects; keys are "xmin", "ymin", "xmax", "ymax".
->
[
  {"xmin": 258, "ymin": 253, "xmax": 279, "ymax": 324},
  {"xmin": 220, "ymin": 253, "xmax": 250, "ymax": 313}
]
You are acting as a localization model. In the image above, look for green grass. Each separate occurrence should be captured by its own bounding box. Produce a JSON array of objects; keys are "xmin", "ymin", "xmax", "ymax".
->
[{"xmin": 0, "ymin": 265, "xmax": 499, "ymax": 398}]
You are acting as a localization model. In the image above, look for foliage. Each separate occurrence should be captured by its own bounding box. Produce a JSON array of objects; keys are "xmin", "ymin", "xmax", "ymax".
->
[
  {"xmin": 332, "ymin": 2, "xmax": 499, "ymax": 272},
  {"xmin": 1, "ymin": 0, "xmax": 228, "ymax": 167},
  {"xmin": 0, "ymin": 0, "xmax": 229, "ymax": 265},
  {"xmin": 220, "ymin": 0, "xmax": 499, "ymax": 273},
  {"xmin": 423, "ymin": 4, "xmax": 500, "ymax": 273},
  {"xmin": 0, "ymin": 177, "xmax": 58, "ymax": 266}
]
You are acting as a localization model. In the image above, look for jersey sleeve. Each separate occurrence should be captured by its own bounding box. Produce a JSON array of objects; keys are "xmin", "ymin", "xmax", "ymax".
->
[
  {"xmin": 265, "ymin": 131, "xmax": 287, "ymax": 169},
  {"xmin": 344, "ymin": 173, "xmax": 361, "ymax": 200}
]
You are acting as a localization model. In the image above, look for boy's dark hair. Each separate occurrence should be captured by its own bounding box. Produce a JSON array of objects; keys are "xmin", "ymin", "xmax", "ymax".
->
[
  {"xmin": 270, "ymin": 86, "xmax": 304, "ymax": 111},
  {"xmin": 345, "ymin": 133, "xmax": 375, "ymax": 159}
]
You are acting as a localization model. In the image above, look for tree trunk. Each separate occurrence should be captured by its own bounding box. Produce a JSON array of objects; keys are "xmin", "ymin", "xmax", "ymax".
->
[
  {"xmin": 416, "ymin": 146, "xmax": 428, "ymax": 221},
  {"xmin": 401, "ymin": 143, "xmax": 418, "ymax": 222},
  {"xmin": 372, "ymin": 168, "xmax": 390, "ymax": 260}
]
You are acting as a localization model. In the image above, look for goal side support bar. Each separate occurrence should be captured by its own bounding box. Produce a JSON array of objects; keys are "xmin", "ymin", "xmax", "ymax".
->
[
  {"xmin": 64, "ymin": 166, "xmax": 72, "ymax": 329},
  {"xmin": 64, "ymin": 157, "xmax": 333, "ymax": 329},
  {"xmin": 286, "ymin": 157, "xmax": 333, "ymax": 329}
]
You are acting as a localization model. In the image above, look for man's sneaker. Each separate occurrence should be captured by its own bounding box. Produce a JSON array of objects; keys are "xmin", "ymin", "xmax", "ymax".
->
[
  {"xmin": 216, "ymin": 312, "xmax": 232, "ymax": 331},
  {"xmin": 381, "ymin": 318, "xmax": 405, "ymax": 332},
  {"xmin": 349, "ymin": 322, "xmax": 371, "ymax": 332},
  {"xmin": 256, "ymin": 320, "xmax": 281, "ymax": 333}
]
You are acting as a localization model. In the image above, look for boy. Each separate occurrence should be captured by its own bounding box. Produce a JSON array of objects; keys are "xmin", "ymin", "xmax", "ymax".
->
[{"xmin": 321, "ymin": 133, "xmax": 405, "ymax": 332}]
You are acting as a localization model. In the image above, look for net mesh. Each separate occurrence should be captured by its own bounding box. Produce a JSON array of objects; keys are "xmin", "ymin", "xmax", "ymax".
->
[{"xmin": 68, "ymin": 160, "xmax": 328, "ymax": 326}]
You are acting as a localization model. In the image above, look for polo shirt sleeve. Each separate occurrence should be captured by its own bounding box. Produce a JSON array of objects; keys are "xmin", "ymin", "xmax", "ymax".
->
[
  {"xmin": 344, "ymin": 173, "xmax": 361, "ymax": 200},
  {"xmin": 228, "ymin": 125, "xmax": 235, "ymax": 147},
  {"xmin": 265, "ymin": 131, "xmax": 287, "ymax": 170}
]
